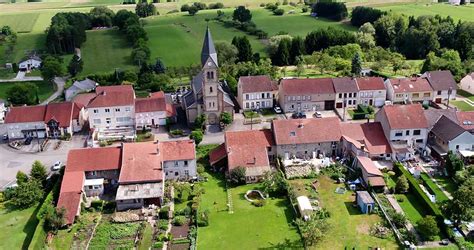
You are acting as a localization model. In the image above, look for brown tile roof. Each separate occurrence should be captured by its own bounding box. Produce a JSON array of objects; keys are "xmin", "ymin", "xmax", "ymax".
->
[
  {"xmin": 388, "ymin": 77, "xmax": 433, "ymax": 93},
  {"xmin": 357, "ymin": 156, "xmax": 385, "ymax": 187},
  {"xmin": 72, "ymin": 93, "xmax": 96, "ymax": 108},
  {"xmin": 280, "ymin": 78, "xmax": 335, "ymax": 95},
  {"xmin": 225, "ymin": 129, "xmax": 274, "ymax": 170},
  {"xmin": 44, "ymin": 102, "xmax": 74, "ymax": 128},
  {"xmin": 57, "ymin": 171, "xmax": 84, "ymax": 225},
  {"xmin": 119, "ymin": 142, "xmax": 163, "ymax": 184},
  {"xmin": 5, "ymin": 105, "xmax": 46, "ymax": 123},
  {"xmin": 341, "ymin": 122, "xmax": 391, "ymax": 155},
  {"xmin": 423, "ymin": 109, "xmax": 458, "ymax": 129},
  {"xmin": 431, "ymin": 115, "xmax": 466, "ymax": 141},
  {"xmin": 355, "ymin": 77, "xmax": 385, "ymax": 90},
  {"xmin": 381, "ymin": 104, "xmax": 428, "ymax": 129},
  {"xmin": 332, "ymin": 77, "xmax": 358, "ymax": 93},
  {"xmin": 160, "ymin": 140, "xmax": 196, "ymax": 161},
  {"xmin": 239, "ymin": 75, "xmax": 277, "ymax": 93},
  {"xmin": 66, "ymin": 147, "xmax": 121, "ymax": 172},
  {"xmin": 456, "ymin": 111, "xmax": 474, "ymax": 131},
  {"xmin": 135, "ymin": 97, "xmax": 166, "ymax": 113},
  {"xmin": 272, "ymin": 117, "xmax": 341, "ymax": 145},
  {"xmin": 88, "ymin": 85, "xmax": 135, "ymax": 108},
  {"xmin": 423, "ymin": 70, "xmax": 457, "ymax": 91},
  {"xmin": 209, "ymin": 143, "xmax": 227, "ymax": 165}
]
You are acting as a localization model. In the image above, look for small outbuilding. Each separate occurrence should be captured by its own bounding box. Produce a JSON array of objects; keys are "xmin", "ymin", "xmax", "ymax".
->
[
  {"xmin": 296, "ymin": 196, "xmax": 313, "ymax": 220},
  {"xmin": 356, "ymin": 191, "xmax": 375, "ymax": 214}
]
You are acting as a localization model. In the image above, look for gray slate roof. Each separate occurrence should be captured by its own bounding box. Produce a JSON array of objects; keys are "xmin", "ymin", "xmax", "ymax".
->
[
  {"xmin": 332, "ymin": 77, "xmax": 359, "ymax": 93},
  {"xmin": 201, "ymin": 27, "xmax": 218, "ymax": 67},
  {"xmin": 431, "ymin": 115, "xmax": 466, "ymax": 142},
  {"xmin": 424, "ymin": 70, "xmax": 457, "ymax": 91},
  {"xmin": 424, "ymin": 109, "xmax": 458, "ymax": 129}
]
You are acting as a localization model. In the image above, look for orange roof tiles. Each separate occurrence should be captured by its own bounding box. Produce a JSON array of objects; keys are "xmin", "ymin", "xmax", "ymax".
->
[
  {"xmin": 388, "ymin": 77, "xmax": 433, "ymax": 93},
  {"xmin": 225, "ymin": 129, "xmax": 274, "ymax": 170},
  {"xmin": 381, "ymin": 104, "xmax": 428, "ymax": 129},
  {"xmin": 66, "ymin": 147, "xmax": 121, "ymax": 172},
  {"xmin": 44, "ymin": 102, "xmax": 74, "ymax": 128},
  {"xmin": 88, "ymin": 85, "xmax": 135, "ymax": 108},
  {"xmin": 5, "ymin": 105, "xmax": 46, "ymax": 123},
  {"xmin": 280, "ymin": 78, "xmax": 335, "ymax": 95},
  {"xmin": 119, "ymin": 142, "xmax": 163, "ymax": 184},
  {"xmin": 341, "ymin": 122, "xmax": 391, "ymax": 155},
  {"xmin": 160, "ymin": 140, "xmax": 196, "ymax": 161},
  {"xmin": 273, "ymin": 117, "xmax": 341, "ymax": 145},
  {"xmin": 239, "ymin": 75, "xmax": 278, "ymax": 93},
  {"xmin": 355, "ymin": 77, "xmax": 385, "ymax": 90}
]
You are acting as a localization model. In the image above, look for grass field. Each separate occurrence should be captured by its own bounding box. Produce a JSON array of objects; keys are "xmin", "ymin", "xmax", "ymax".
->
[
  {"xmin": 420, "ymin": 173, "xmax": 450, "ymax": 203},
  {"xmin": 395, "ymin": 193, "xmax": 427, "ymax": 224},
  {"xmin": 0, "ymin": 13, "xmax": 40, "ymax": 33},
  {"xmin": 0, "ymin": 205, "xmax": 39, "ymax": 249},
  {"xmin": 432, "ymin": 176, "xmax": 457, "ymax": 195},
  {"xmin": 378, "ymin": 3, "xmax": 474, "ymax": 22},
  {"xmin": 451, "ymin": 100, "xmax": 474, "ymax": 111},
  {"xmin": 0, "ymin": 81, "xmax": 55, "ymax": 103},
  {"xmin": 197, "ymin": 173, "xmax": 302, "ymax": 249}
]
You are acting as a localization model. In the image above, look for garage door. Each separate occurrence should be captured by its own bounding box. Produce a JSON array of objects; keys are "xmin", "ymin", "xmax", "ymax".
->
[
  {"xmin": 158, "ymin": 118, "xmax": 167, "ymax": 126},
  {"xmin": 324, "ymin": 101, "xmax": 335, "ymax": 110}
]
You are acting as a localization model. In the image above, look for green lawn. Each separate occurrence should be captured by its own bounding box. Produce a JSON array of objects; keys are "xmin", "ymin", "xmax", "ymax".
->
[
  {"xmin": 138, "ymin": 223, "xmax": 153, "ymax": 250},
  {"xmin": 0, "ymin": 13, "xmax": 39, "ymax": 33},
  {"xmin": 432, "ymin": 176, "xmax": 457, "ymax": 195},
  {"xmin": 457, "ymin": 89, "xmax": 474, "ymax": 102},
  {"xmin": 451, "ymin": 100, "xmax": 474, "ymax": 111},
  {"xmin": 395, "ymin": 193, "xmax": 428, "ymax": 224},
  {"xmin": 197, "ymin": 171, "xmax": 302, "ymax": 249},
  {"xmin": 420, "ymin": 173, "xmax": 450, "ymax": 203},
  {"xmin": 378, "ymin": 3, "xmax": 474, "ymax": 22},
  {"xmin": 0, "ymin": 204, "xmax": 39, "ymax": 249},
  {"xmin": 0, "ymin": 81, "xmax": 55, "ymax": 103}
]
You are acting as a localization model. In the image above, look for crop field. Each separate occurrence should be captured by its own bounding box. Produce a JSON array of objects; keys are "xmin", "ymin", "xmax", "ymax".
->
[
  {"xmin": 0, "ymin": 13, "xmax": 39, "ymax": 33},
  {"xmin": 378, "ymin": 3, "xmax": 474, "ymax": 22}
]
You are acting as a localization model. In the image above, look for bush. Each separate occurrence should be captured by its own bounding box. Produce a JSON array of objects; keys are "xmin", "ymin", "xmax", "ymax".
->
[
  {"xmin": 265, "ymin": 3, "xmax": 278, "ymax": 11},
  {"xmin": 229, "ymin": 167, "xmax": 246, "ymax": 185},
  {"xmin": 172, "ymin": 216, "xmax": 186, "ymax": 226},
  {"xmin": 273, "ymin": 8, "xmax": 284, "ymax": 15},
  {"xmin": 312, "ymin": 2, "xmax": 348, "ymax": 21},
  {"xmin": 159, "ymin": 220, "xmax": 168, "ymax": 231},
  {"xmin": 177, "ymin": 206, "xmax": 192, "ymax": 217},
  {"xmin": 170, "ymin": 129, "xmax": 184, "ymax": 136},
  {"xmin": 90, "ymin": 200, "xmax": 104, "ymax": 211},
  {"xmin": 417, "ymin": 215, "xmax": 440, "ymax": 241},
  {"xmin": 159, "ymin": 206, "xmax": 170, "ymax": 219},
  {"xmin": 153, "ymin": 241, "xmax": 164, "ymax": 248},
  {"xmin": 208, "ymin": 2, "xmax": 224, "ymax": 9},
  {"xmin": 251, "ymin": 199, "xmax": 266, "ymax": 207},
  {"xmin": 302, "ymin": 6, "xmax": 309, "ymax": 13},
  {"xmin": 180, "ymin": 4, "xmax": 190, "ymax": 12},
  {"xmin": 99, "ymin": 140, "xmax": 107, "ymax": 147},
  {"xmin": 197, "ymin": 209, "xmax": 209, "ymax": 227},
  {"xmin": 190, "ymin": 130, "xmax": 203, "ymax": 145}
]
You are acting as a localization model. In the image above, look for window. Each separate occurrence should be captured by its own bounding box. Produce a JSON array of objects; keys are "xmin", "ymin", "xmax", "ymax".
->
[
  {"xmin": 210, "ymin": 86, "xmax": 213, "ymax": 93},
  {"xmin": 339, "ymin": 93, "xmax": 342, "ymax": 98},
  {"xmin": 261, "ymin": 93, "xmax": 265, "ymax": 99},
  {"xmin": 289, "ymin": 131, "xmax": 296, "ymax": 136},
  {"xmin": 184, "ymin": 161, "xmax": 188, "ymax": 166},
  {"xmin": 287, "ymin": 96, "xmax": 291, "ymax": 101},
  {"xmin": 267, "ymin": 93, "xmax": 270, "ymax": 99},
  {"xmin": 105, "ymin": 108, "xmax": 110, "ymax": 113},
  {"xmin": 184, "ymin": 170, "xmax": 189, "ymax": 176},
  {"xmin": 349, "ymin": 93, "xmax": 352, "ymax": 98},
  {"xmin": 354, "ymin": 93, "xmax": 357, "ymax": 98},
  {"xmin": 344, "ymin": 93, "xmax": 347, "ymax": 98},
  {"xmin": 245, "ymin": 103, "xmax": 249, "ymax": 109},
  {"xmin": 395, "ymin": 132, "xmax": 403, "ymax": 137},
  {"xmin": 296, "ymin": 96, "xmax": 301, "ymax": 101},
  {"xmin": 423, "ymin": 93, "xmax": 430, "ymax": 97},
  {"xmin": 413, "ymin": 130, "xmax": 421, "ymax": 135},
  {"xmin": 246, "ymin": 94, "xmax": 249, "ymax": 100},
  {"xmin": 125, "ymin": 107, "xmax": 131, "ymax": 112},
  {"xmin": 405, "ymin": 130, "xmax": 410, "ymax": 136},
  {"xmin": 106, "ymin": 118, "xmax": 111, "ymax": 124},
  {"xmin": 116, "ymin": 117, "xmax": 131, "ymax": 123},
  {"xmin": 437, "ymin": 90, "xmax": 442, "ymax": 95},
  {"xmin": 175, "ymin": 161, "xmax": 179, "ymax": 166},
  {"xmin": 115, "ymin": 108, "xmax": 120, "ymax": 112},
  {"xmin": 93, "ymin": 119, "xmax": 101, "ymax": 124},
  {"xmin": 93, "ymin": 109, "xmax": 99, "ymax": 114},
  {"xmin": 91, "ymin": 171, "xmax": 97, "ymax": 176},
  {"xmin": 175, "ymin": 172, "xmax": 179, "ymax": 176}
]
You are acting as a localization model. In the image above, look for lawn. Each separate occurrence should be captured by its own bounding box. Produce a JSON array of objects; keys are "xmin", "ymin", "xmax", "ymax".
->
[
  {"xmin": 0, "ymin": 13, "xmax": 39, "ymax": 33},
  {"xmin": 432, "ymin": 175, "xmax": 457, "ymax": 195},
  {"xmin": 197, "ymin": 172, "xmax": 302, "ymax": 249},
  {"xmin": 378, "ymin": 3, "xmax": 474, "ymax": 22},
  {"xmin": 311, "ymin": 176, "xmax": 398, "ymax": 249},
  {"xmin": 457, "ymin": 89, "xmax": 474, "ymax": 102},
  {"xmin": 451, "ymin": 100, "xmax": 474, "ymax": 111},
  {"xmin": 77, "ymin": 29, "xmax": 136, "ymax": 76},
  {"xmin": 420, "ymin": 173, "xmax": 450, "ymax": 203},
  {"xmin": 395, "ymin": 193, "xmax": 428, "ymax": 224},
  {"xmin": 0, "ymin": 204, "xmax": 39, "ymax": 249},
  {"xmin": 0, "ymin": 81, "xmax": 55, "ymax": 103}
]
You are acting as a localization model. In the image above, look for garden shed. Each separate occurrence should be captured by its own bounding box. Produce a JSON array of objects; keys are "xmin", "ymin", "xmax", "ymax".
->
[
  {"xmin": 356, "ymin": 191, "xmax": 375, "ymax": 214},
  {"xmin": 296, "ymin": 196, "xmax": 313, "ymax": 220}
]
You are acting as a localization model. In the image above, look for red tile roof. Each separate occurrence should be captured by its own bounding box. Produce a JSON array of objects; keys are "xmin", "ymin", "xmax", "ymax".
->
[
  {"xmin": 160, "ymin": 140, "xmax": 196, "ymax": 161},
  {"xmin": 72, "ymin": 103, "xmax": 82, "ymax": 120},
  {"xmin": 88, "ymin": 85, "xmax": 135, "ymax": 108},
  {"xmin": 209, "ymin": 143, "xmax": 227, "ymax": 165},
  {"xmin": 341, "ymin": 122, "xmax": 391, "ymax": 155},
  {"xmin": 66, "ymin": 147, "xmax": 121, "ymax": 172},
  {"xmin": 5, "ymin": 105, "xmax": 46, "ymax": 123},
  {"xmin": 44, "ymin": 102, "xmax": 74, "ymax": 128},
  {"xmin": 355, "ymin": 77, "xmax": 385, "ymax": 90},
  {"xmin": 380, "ymin": 104, "xmax": 428, "ymax": 129},
  {"xmin": 225, "ymin": 129, "xmax": 274, "ymax": 170},
  {"xmin": 57, "ymin": 171, "xmax": 85, "ymax": 225},
  {"xmin": 388, "ymin": 77, "xmax": 433, "ymax": 93},
  {"xmin": 239, "ymin": 75, "xmax": 278, "ymax": 93},
  {"xmin": 357, "ymin": 156, "xmax": 385, "ymax": 187},
  {"xmin": 273, "ymin": 117, "xmax": 341, "ymax": 145},
  {"xmin": 119, "ymin": 142, "xmax": 163, "ymax": 184},
  {"xmin": 72, "ymin": 93, "xmax": 96, "ymax": 108},
  {"xmin": 332, "ymin": 77, "xmax": 358, "ymax": 93},
  {"xmin": 457, "ymin": 111, "xmax": 474, "ymax": 131},
  {"xmin": 280, "ymin": 78, "xmax": 335, "ymax": 95}
]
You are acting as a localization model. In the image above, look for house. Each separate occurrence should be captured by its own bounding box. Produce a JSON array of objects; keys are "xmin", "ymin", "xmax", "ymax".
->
[
  {"xmin": 428, "ymin": 115, "xmax": 474, "ymax": 158},
  {"xmin": 57, "ymin": 140, "xmax": 197, "ymax": 224},
  {"xmin": 182, "ymin": 27, "xmax": 234, "ymax": 125},
  {"xmin": 333, "ymin": 77, "xmax": 359, "ymax": 109},
  {"xmin": 375, "ymin": 104, "xmax": 429, "ymax": 160},
  {"xmin": 385, "ymin": 77, "xmax": 433, "ymax": 104},
  {"xmin": 423, "ymin": 108, "xmax": 459, "ymax": 130},
  {"xmin": 341, "ymin": 122, "xmax": 392, "ymax": 160},
  {"xmin": 160, "ymin": 140, "xmax": 197, "ymax": 180},
  {"xmin": 135, "ymin": 91, "xmax": 176, "ymax": 130},
  {"xmin": 356, "ymin": 191, "xmax": 375, "ymax": 214},
  {"xmin": 87, "ymin": 85, "xmax": 136, "ymax": 140},
  {"xmin": 356, "ymin": 156, "xmax": 386, "ymax": 188},
  {"xmin": 459, "ymin": 72, "xmax": 474, "ymax": 95},
  {"xmin": 5, "ymin": 105, "xmax": 47, "ymax": 139},
  {"xmin": 278, "ymin": 78, "xmax": 335, "ymax": 112},
  {"xmin": 18, "ymin": 56, "xmax": 41, "ymax": 71},
  {"xmin": 0, "ymin": 99, "xmax": 6, "ymax": 123},
  {"xmin": 237, "ymin": 75, "xmax": 278, "ymax": 111},
  {"xmin": 44, "ymin": 102, "xmax": 83, "ymax": 138},
  {"xmin": 355, "ymin": 77, "xmax": 387, "ymax": 107},
  {"xmin": 457, "ymin": 111, "xmax": 474, "ymax": 133},
  {"xmin": 422, "ymin": 70, "xmax": 457, "ymax": 103},
  {"xmin": 65, "ymin": 78, "xmax": 97, "ymax": 101},
  {"xmin": 272, "ymin": 117, "xmax": 341, "ymax": 159}
]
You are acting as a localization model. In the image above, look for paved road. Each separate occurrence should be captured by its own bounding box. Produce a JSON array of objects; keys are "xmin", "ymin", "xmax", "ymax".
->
[
  {"xmin": 41, "ymin": 77, "xmax": 65, "ymax": 105},
  {"xmin": 0, "ymin": 76, "xmax": 43, "ymax": 82}
]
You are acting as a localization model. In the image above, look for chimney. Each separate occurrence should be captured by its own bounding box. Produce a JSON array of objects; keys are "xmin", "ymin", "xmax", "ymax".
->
[{"xmin": 298, "ymin": 123, "xmax": 304, "ymax": 128}]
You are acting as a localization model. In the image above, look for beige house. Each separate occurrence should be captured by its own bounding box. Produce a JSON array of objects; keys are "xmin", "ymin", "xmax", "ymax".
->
[
  {"xmin": 237, "ymin": 75, "xmax": 278, "ymax": 110},
  {"xmin": 355, "ymin": 77, "xmax": 387, "ymax": 107},
  {"xmin": 422, "ymin": 70, "xmax": 457, "ymax": 103},
  {"xmin": 333, "ymin": 77, "xmax": 359, "ymax": 109},
  {"xmin": 385, "ymin": 77, "xmax": 433, "ymax": 104},
  {"xmin": 278, "ymin": 78, "xmax": 336, "ymax": 112},
  {"xmin": 460, "ymin": 72, "xmax": 474, "ymax": 95}
]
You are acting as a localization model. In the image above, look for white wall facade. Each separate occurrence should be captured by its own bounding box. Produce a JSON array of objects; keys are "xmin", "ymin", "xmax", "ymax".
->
[
  {"xmin": 135, "ymin": 111, "xmax": 167, "ymax": 129},
  {"xmin": 7, "ymin": 121, "xmax": 46, "ymax": 139},
  {"xmin": 163, "ymin": 159, "xmax": 197, "ymax": 180},
  {"xmin": 88, "ymin": 105, "xmax": 135, "ymax": 130},
  {"xmin": 358, "ymin": 89, "xmax": 386, "ymax": 107}
]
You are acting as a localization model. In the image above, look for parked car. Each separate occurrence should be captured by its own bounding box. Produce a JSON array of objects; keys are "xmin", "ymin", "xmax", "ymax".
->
[
  {"xmin": 440, "ymin": 239, "xmax": 450, "ymax": 246},
  {"xmin": 2, "ymin": 134, "xmax": 7, "ymax": 141},
  {"xmin": 274, "ymin": 106, "xmax": 282, "ymax": 114},
  {"xmin": 313, "ymin": 111, "xmax": 322, "ymax": 118},
  {"xmin": 291, "ymin": 112, "xmax": 306, "ymax": 119},
  {"xmin": 24, "ymin": 137, "xmax": 33, "ymax": 145},
  {"xmin": 51, "ymin": 161, "xmax": 62, "ymax": 171}
]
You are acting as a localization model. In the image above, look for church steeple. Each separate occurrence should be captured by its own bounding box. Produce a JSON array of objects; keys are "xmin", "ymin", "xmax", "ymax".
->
[{"xmin": 201, "ymin": 26, "xmax": 218, "ymax": 67}]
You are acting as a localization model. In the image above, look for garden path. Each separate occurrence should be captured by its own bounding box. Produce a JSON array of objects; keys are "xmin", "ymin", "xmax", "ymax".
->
[
  {"xmin": 419, "ymin": 166, "xmax": 453, "ymax": 200},
  {"xmin": 386, "ymin": 194, "xmax": 421, "ymax": 243}
]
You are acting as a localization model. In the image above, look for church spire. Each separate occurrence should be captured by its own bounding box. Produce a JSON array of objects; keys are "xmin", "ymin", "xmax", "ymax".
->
[{"xmin": 201, "ymin": 26, "xmax": 218, "ymax": 67}]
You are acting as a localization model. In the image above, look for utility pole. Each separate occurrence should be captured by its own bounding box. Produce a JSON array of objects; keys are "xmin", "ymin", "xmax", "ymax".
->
[
  {"xmin": 35, "ymin": 125, "xmax": 41, "ymax": 152},
  {"xmin": 342, "ymin": 94, "xmax": 346, "ymax": 122},
  {"xmin": 447, "ymin": 87, "xmax": 453, "ymax": 109}
]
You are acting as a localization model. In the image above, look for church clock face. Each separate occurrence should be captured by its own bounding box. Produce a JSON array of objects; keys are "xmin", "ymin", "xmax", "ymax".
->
[{"xmin": 207, "ymin": 62, "xmax": 212, "ymax": 66}]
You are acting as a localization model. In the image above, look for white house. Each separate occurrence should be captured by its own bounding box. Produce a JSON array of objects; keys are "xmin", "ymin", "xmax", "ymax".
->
[
  {"xmin": 0, "ymin": 99, "xmax": 6, "ymax": 123},
  {"xmin": 429, "ymin": 115, "xmax": 474, "ymax": 158},
  {"xmin": 385, "ymin": 77, "xmax": 433, "ymax": 104},
  {"xmin": 18, "ymin": 56, "xmax": 42, "ymax": 71},
  {"xmin": 5, "ymin": 105, "xmax": 47, "ymax": 140},
  {"xmin": 135, "ymin": 91, "xmax": 176, "ymax": 129},
  {"xmin": 355, "ymin": 77, "xmax": 387, "ymax": 107},
  {"xmin": 422, "ymin": 70, "xmax": 457, "ymax": 103},
  {"xmin": 237, "ymin": 75, "xmax": 278, "ymax": 110},
  {"xmin": 460, "ymin": 72, "xmax": 474, "ymax": 95},
  {"xmin": 65, "ymin": 78, "xmax": 97, "ymax": 101},
  {"xmin": 160, "ymin": 140, "xmax": 197, "ymax": 180},
  {"xmin": 333, "ymin": 77, "xmax": 359, "ymax": 109}
]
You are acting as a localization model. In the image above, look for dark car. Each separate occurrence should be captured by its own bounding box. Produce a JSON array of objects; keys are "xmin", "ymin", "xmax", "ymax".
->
[
  {"xmin": 24, "ymin": 137, "xmax": 33, "ymax": 145},
  {"xmin": 291, "ymin": 112, "xmax": 306, "ymax": 119}
]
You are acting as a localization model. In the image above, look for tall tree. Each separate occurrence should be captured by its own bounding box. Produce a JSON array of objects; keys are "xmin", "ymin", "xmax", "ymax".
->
[
  {"xmin": 272, "ymin": 39, "xmax": 291, "ymax": 66},
  {"xmin": 289, "ymin": 36, "xmax": 304, "ymax": 65},
  {"xmin": 6, "ymin": 83, "xmax": 39, "ymax": 105},
  {"xmin": 89, "ymin": 6, "xmax": 115, "ymax": 27},
  {"xmin": 11, "ymin": 179, "xmax": 44, "ymax": 208},
  {"xmin": 232, "ymin": 36, "xmax": 253, "ymax": 62},
  {"xmin": 416, "ymin": 216, "xmax": 440, "ymax": 241},
  {"xmin": 351, "ymin": 52, "xmax": 362, "ymax": 76},
  {"xmin": 153, "ymin": 58, "xmax": 166, "ymax": 74},
  {"xmin": 68, "ymin": 54, "xmax": 83, "ymax": 76},
  {"xmin": 395, "ymin": 175, "xmax": 409, "ymax": 193},
  {"xmin": 41, "ymin": 56, "xmax": 65, "ymax": 82},
  {"xmin": 232, "ymin": 6, "xmax": 252, "ymax": 23},
  {"xmin": 442, "ymin": 177, "xmax": 474, "ymax": 227},
  {"xmin": 215, "ymin": 42, "xmax": 238, "ymax": 65},
  {"xmin": 30, "ymin": 161, "xmax": 47, "ymax": 185}
]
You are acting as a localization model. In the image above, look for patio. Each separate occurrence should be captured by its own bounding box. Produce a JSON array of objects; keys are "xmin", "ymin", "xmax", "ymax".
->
[{"xmin": 283, "ymin": 157, "xmax": 332, "ymax": 179}]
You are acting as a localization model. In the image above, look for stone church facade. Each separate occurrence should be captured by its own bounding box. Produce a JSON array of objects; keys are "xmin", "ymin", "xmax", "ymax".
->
[{"xmin": 181, "ymin": 27, "xmax": 234, "ymax": 125}]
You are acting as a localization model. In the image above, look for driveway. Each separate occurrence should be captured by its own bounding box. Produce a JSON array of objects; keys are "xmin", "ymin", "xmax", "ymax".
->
[
  {"xmin": 41, "ymin": 77, "xmax": 65, "ymax": 105},
  {"xmin": 0, "ymin": 134, "xmax": 87, "ymax": 189}
]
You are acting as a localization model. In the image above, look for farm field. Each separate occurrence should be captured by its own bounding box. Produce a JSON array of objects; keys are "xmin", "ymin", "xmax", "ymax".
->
[
  {"xmin": 377, "ymin": 3, "xmax": 474, "ymax": 22},
  {"xmin": 0, "ymin": 81, "xmax": 55, "ymax": 102},
  {"xmin": 0, "ymin": 205, "xmax": 38, "ymax": 249}
]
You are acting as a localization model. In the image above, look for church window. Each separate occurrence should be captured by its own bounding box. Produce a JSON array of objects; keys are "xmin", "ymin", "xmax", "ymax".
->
[{"xmin": 210, "ymin": 86, "xmax": 213, "ymax": 93}]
